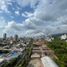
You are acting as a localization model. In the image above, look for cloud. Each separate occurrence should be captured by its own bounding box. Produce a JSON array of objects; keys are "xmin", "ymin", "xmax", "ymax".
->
[
  {"xmin": 0, "ymin": 0, "xmax": 11, "ymax": 13},
  {"xmin": 22, "ymin": 11, "xmax": 33, "ymax": 18},
  {"xmin": 4, "ymin": 21, "xmax": 24, "ymax": 32},
  {"xmin": 1, "ymin": 0, "xmax": 67, "ymax": 37},
  {"xmin": 24, "ymin": 29, "xmax": 45, "ymax": 37},
  {"xmin": 15, "ymin": 11, "xmax": 20, "ymax": 15},
  {"xmin": 26, "ymin": 0, "xmax": 67, "ymax": 35},
  {"xmin": 16, "ymin": 0, "xmax": 39, "ymax": 8}
]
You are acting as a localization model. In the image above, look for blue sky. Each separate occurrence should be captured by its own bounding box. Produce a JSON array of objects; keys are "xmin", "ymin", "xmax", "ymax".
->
[{"xmin": 0, "ymin": 0, "xmax": 67, "ymax": 37}]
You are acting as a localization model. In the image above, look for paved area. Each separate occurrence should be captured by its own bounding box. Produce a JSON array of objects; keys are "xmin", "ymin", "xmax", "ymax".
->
[
  {"xmin": 27, "ymin": 43, "xmax": 54, "ymax": 67},
  {"xmin": 27, "ymin": 58, "xmax": 43, "ymax": 67},
  {"xmin": 27, "ymin": 46, "xmax": 43, "ymax": 67}
]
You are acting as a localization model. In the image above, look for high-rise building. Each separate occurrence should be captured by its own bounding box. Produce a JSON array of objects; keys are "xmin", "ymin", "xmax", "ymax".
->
[
  {"xmin": 3, "ymin": 33, "xmax": 7, "ymax": 40},
  {"xmin": 15, "ymin": 34, "xmax": 18, "ymax": 41}
]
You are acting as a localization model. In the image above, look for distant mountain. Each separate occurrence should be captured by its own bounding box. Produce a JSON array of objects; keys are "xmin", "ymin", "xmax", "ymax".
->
[
  {"xmin": 32, "ymin": 33, "xmax": 67, "ymax": 39},
  {"xmin": 51, "ymin": 33, "xmax": 67, "ymax": 37}
]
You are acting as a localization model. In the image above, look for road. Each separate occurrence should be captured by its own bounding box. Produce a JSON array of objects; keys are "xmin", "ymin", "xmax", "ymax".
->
[
  {"xmin": 27, "ymin": 58, "xmax": 43, "ymax": 67},
  {"xmin": 27, "ymin": 44, "xmax": 44, "ymax": 67},
  {"xmin": 27, "ymin": 44, "xmax": 58, "ymax": 67}
]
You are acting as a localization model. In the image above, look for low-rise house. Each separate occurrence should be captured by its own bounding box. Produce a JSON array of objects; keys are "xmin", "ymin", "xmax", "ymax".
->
[{"xmin": 60, "ymin": 34, "xmax": 67, "ymax": 40}]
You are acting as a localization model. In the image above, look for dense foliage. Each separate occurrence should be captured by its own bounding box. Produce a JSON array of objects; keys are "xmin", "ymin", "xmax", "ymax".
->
[{"xmin": 48, "ymin": 37, "xmax": 67, "ymax": 67}]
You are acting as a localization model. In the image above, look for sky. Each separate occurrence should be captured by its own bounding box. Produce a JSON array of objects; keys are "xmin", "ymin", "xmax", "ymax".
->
[{"xmin": 0, "ymin": 0, "xmax": 67, "ymax": 37}]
